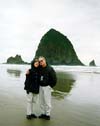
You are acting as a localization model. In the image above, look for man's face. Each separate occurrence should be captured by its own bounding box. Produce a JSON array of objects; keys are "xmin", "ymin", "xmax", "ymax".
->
[{"xmin": 39, "ymin": 57, "xmax": 46, "ymax": 67}]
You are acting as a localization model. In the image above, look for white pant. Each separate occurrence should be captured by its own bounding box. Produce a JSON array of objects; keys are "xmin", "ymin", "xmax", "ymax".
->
[
  {"xmin": 27, "ymin": 93, "xmax": 38, "ymax": 115},
  {"xmin": 39, "ymin": 86, "xmax": 51, "ymax": 116}
]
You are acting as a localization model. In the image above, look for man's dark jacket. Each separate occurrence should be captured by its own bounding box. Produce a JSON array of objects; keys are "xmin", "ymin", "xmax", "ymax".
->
[{"xmin": 39, "ymin": 65, "xmax": 57, "ymax": 88}]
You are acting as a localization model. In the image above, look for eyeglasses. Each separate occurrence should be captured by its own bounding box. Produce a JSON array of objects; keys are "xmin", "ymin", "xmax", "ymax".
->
[{"xmin": 39, "ymin": 60, "xmax": 43, "ymax": 63}]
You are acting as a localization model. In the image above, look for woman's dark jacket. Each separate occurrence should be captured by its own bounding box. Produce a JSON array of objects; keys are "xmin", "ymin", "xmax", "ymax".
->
[
  {"xmin": 24, "ymin": 68, "xmax": 40, "ymax": 94},
  {"xmin": 39, "ymin": 65, "xmax": 57, "ymax": 88}
]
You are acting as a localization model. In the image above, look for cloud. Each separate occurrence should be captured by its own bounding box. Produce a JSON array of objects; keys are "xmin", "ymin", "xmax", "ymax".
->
[{"xmin": 0, "ymin": 0, "xmax": 100, "ymax": 65}]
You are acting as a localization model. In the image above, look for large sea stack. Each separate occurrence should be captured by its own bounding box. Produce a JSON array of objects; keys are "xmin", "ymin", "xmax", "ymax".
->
[{"xmin": 35, "ymin": 29, "xmax": 84, "ymax": 65}]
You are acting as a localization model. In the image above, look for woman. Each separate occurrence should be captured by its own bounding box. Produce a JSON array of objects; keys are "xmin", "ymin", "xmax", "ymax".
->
[{"xmin": 24, "ymin": 58, "xmax": 40, "ymax": 120}]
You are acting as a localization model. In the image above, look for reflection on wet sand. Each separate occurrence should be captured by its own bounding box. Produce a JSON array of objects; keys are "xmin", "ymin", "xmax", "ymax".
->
[
  {"xmin": 52, "ymin": 72, "xmax": 75, "ymax": 99},
  {"xmin": 6, "ymin": 69, "xmax": 75, "ymax": 99},
  {"xmin": 7, "ymin": 69, "xmax": 21, "ymax": 77}
]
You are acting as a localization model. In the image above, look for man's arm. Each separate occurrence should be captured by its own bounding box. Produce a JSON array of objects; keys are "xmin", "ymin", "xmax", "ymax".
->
[{"xmin": 49, "ymin": 67, "xmax": 57, "ymax": 88}]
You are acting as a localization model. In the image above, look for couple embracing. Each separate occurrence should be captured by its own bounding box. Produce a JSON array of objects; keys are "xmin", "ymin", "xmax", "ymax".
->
[{"xmin": 24, "ymin": 56, "xmax": 57, "ymax": 120}]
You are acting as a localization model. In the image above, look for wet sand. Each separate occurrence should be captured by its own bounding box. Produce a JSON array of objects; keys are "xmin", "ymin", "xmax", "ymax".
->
[
  {"xmin": 0, "ymin": 91, "xmax": 69, "ymax": 126},
  {"xmin": 1, "ymin": 89, "xmax": 100, "ymax": 126},
  {"xmin": 0, "ymin": 64, "xmax": 100, "ymax": 126}
]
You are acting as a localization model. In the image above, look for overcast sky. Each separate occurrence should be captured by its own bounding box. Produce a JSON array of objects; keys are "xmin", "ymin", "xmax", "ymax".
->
[{"xmin": 0, "ymin": 0, "xmax": 100, "ymax": 65}]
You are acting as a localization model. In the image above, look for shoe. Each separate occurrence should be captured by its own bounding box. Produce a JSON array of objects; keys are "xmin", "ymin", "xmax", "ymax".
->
[
  {"xmin": 38, "ymin": 114, "xmax": 46, "ymax": 119},
  {"xmin": 26, "ymin": 115, "xmax": 32, "ymax": 120},
  {"xmin": 44, "ymin": 115, "xmax": 50, "ymax": 120},
  {"xmin": 31, "ymin": 114, "xmax": 37, "ymax": 118}
]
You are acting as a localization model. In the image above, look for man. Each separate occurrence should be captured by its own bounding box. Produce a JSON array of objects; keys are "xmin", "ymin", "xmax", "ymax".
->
[{"xmin": 38, "ymin": 56, "xmax": 57, "ymax": 120}]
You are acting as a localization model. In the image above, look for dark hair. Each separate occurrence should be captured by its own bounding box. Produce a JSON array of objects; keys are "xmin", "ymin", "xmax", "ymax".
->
[{"xmin": 31, "ymin": 58, "xmax": 39, "ymax": 69}]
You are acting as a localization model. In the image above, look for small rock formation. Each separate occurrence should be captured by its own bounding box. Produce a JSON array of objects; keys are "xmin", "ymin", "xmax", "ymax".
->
[
  {"xmin": 89, "ymin": 60, "xmax": 96, "ymax": 66},
  {"xmin": 6, "ymin": 54, "xmax": 28, "ymax": 64}
]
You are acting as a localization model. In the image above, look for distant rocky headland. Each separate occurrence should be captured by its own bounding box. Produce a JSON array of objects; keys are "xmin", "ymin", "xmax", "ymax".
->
[
  {"xmin": 35, "ymin": 28, "xmax": 84, "ymax": 65},
  {"xmin": 5, "ymin": 55, "xmax": 29, "ymax": 64}
]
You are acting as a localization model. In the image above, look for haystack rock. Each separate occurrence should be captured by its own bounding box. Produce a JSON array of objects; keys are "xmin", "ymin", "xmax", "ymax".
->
[{"xmin": 35, "ymin": 28, "xmax": 84, "ymax": 65}]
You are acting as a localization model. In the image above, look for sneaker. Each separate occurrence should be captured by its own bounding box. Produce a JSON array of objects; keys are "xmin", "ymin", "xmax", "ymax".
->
[
  {"xmin": 26, "ymin": 115, "xmax": 32, "ymax": 120},
  {"xmin": 38, "ymin": 114, "xmax": 46, "ymax": 119},
  {"xmin": 31, "ymin": 114, "xmax": 37, "ymax": 118},
  {"xmin": 44, "ymin": 115, "xmax": 50, "ymax": 120}
]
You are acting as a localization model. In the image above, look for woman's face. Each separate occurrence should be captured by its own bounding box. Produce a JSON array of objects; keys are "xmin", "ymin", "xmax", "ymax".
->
[{"xmin": 34, "ymin": 61, "xmax": 39, "ymax": 68}]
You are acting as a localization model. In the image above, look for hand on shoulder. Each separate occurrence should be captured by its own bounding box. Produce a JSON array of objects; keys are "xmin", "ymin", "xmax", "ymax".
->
[{"xmin": 26, "ymin": 69, "xmax": 30, "ymax": 75}]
